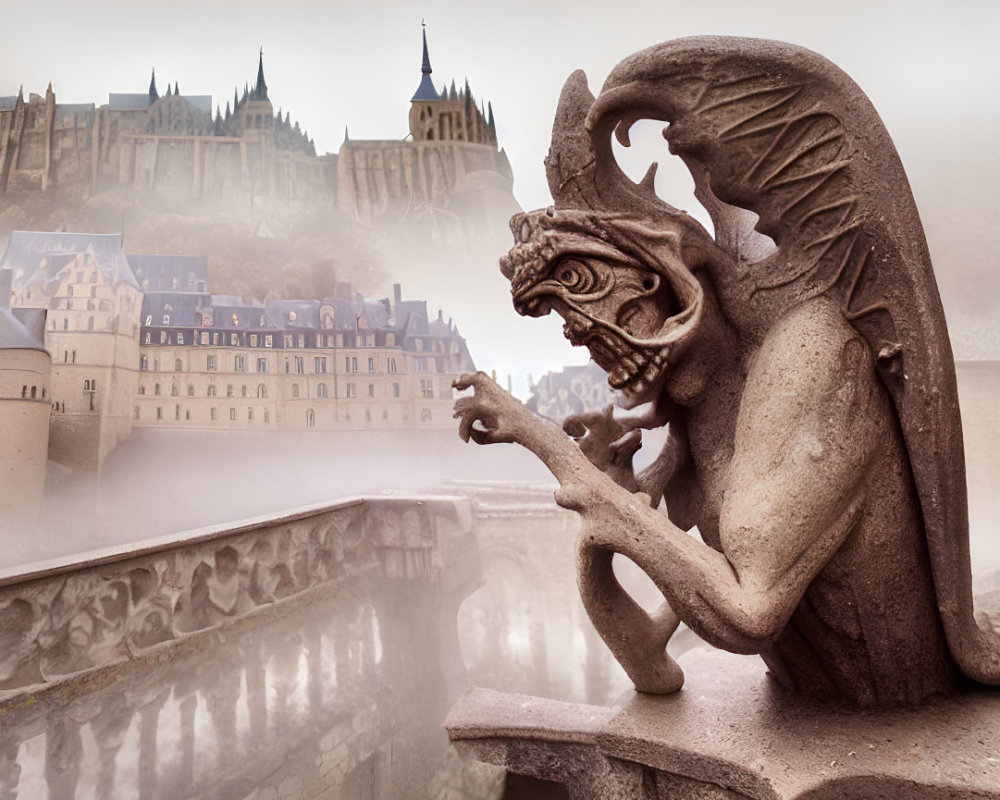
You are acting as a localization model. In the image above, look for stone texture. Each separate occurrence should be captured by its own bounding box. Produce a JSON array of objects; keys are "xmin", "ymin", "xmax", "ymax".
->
[
  {"xmin": 454, "ymin": 35, "xmax": 1000, "ymax": 707},
  {"xmin": 447, "ymin": 647, "xmax": 1000, "ymax": 798}
]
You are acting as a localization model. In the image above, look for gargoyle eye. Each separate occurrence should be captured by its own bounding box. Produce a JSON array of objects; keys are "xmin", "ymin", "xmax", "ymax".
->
[
  {"xmin": 553, "ymin": 259, "xmax": 599, "ymax": 294},
  {"xmin": 519, "ymin": 219, "xmax": 532, "ymax": 242}
]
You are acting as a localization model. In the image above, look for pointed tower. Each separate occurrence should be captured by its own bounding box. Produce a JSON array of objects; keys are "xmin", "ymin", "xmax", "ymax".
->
[
  {"xmin": 235, "ymin": 48, "xmax": 276, "ymax": 191},
  {"xmin": 408, "ymin": 25, "xmax": 449, "ymax": 140},
  {"xmin": 148, "ymin": 68, "xmax": 159, "ymax": 102},
  {"xmin": 253, "ymin": 47, "xmax": 269, "ymax": 102}
]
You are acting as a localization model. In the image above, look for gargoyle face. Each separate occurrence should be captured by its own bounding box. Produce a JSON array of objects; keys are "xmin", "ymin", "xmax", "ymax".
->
[{"xmin": 500, "ymin": 207, "xmax": 705, "ymax": 405}]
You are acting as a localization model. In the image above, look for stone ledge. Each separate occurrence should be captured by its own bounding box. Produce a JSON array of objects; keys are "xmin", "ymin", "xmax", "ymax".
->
[{"xmin": 446, "ymin": 649, "xmax": 1000, "ymax": 799}]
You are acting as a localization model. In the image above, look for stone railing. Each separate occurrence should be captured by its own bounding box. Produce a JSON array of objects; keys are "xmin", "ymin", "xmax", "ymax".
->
[{"xmin": 0, "ymin": 493, "xmax": 473, "ymax": 700}]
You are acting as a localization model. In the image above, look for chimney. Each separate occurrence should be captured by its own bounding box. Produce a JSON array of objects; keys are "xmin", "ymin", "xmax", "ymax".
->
[
  {"xmin": 437, "ymin": 309, "xmax": 443, "ymax": 322},
  {"xmin": 393, "ymin": 283, "xmax": 402, "ymax": 307}
]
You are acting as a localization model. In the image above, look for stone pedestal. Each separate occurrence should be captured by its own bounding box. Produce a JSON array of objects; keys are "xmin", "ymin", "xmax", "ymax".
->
[{"xmin": 446, "ymin": 649, "xmax": 1000, "ymax": 799}]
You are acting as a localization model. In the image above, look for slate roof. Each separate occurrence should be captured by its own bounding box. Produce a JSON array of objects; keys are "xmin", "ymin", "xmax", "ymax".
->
[
  {"xmin": 0, "ymin": 307, "xmax": 45, "ymax": 351},
  {"xmin": 265, "ymin": 299, "xmax": 319, "ymax": 330},
  {"xmin": 128, "ymin": 253, "xmax": 208, "ymax": 292},
  {"xmin": 0, "ymin": 231, "xmax": 140, "ymax": 292},
  {"xmin": 0, "ymin": 96, "xmax": 19, "ymax": 110},
  {"xmin": 108, "ymin": 93, "xmax": 153, "ymax": 110},
  {"xmin": 141, "ymin": 292, "xmax": 211, "ymax": 328},
  {"xmin": 411, "ymin": 74, "xmax": 440, "ymax": 102},
  {"xmin": 108, "ymin": 93, "xmax": 212, "ymax": 115}
]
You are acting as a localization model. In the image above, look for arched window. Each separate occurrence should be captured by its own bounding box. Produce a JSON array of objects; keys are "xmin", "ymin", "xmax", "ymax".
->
[
  {"xmin": 207, "ymin": 384, "xmax": 217, "ymax": 397},
  {"xmin": 229, "ymin": 408, "xmax": 237, "ymax": 421},
  {"xmin": 171, "ymin": 383, "xmax": 179, "ymax": 397},
  {"xmin": 257, "ymin": 384, "xmax": 267, "ymax": 399},
  {"xmin": 317, "ymin": 383, "xmax": 327, "ymax": 399},
  {"xmin": 154, "ymin": 383, "xmax": 161, "ymax": 396},
  {"xmin": 421, "ymin": 408, "xmax": 432, "ymax": 422},
  {"xmin": 21, "ymin": 385, "xmax": 26, "ymax": 398},
  {"xmin": 87, "ymin": 316, "xmax": 94, "ymax": 331},
  {"xmin": 306, "ymin": 409, "xmax": 315, "ymax": 428},
  {"xmin": 227, "ymin": 384, "xmax": 234, "ymax": 398},
  {"xmin": 30, "ymin": 386, "xmax": 36, "ymax": 399},
  {"xmin": 174, "ymin": 358, "xmax": 182, "ymax": 371}
]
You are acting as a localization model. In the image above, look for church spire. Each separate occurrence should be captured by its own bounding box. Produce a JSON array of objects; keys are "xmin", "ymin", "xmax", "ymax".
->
[
  {"xmin": 410, "ymin": 23, "xmax": 440, "ymax": 102},
  {"xmin": 254, "ymin": 47, "xmax": 269, "ymax": 102},
  {"xmin": 421, "ymin": 24, "xmax": 432, "ymax": 75},
  {"xmin": 148, "ymin": 68, "xmax": 159, "ymax": 102}
]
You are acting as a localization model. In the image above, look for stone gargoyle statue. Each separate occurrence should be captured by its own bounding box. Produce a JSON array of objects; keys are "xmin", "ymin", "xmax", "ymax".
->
[{"xmin": 454, "ymin": 36, "xmax": 1000, "ymax": 707}]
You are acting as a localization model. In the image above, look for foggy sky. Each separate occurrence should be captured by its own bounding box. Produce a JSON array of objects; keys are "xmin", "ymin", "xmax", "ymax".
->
[
  {"xmin": 2, "ymin": 0, "xmax": 999, "ymax": 390},
  {"xmin": 2, "ymin": 0, "xmax": 995, "ymax": 209}
]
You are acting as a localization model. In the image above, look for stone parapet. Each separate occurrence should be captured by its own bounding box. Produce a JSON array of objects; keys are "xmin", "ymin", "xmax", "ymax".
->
[
  {"xmin": 446, "ymin": 644, "xmax": 1000, "ymax": 798},
  {"xmin": 0, "ymin": 493, "xmax": 472, "ymax": 699}
]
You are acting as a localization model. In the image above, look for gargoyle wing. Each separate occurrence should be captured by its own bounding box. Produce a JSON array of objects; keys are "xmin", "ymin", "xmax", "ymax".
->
[{"xmin": 584, "ymin": 36, "xmax": 1000, "ymax": 683}]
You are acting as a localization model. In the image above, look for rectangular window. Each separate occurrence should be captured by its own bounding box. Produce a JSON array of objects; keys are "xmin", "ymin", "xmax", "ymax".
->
[
  {"xmin": 144, "ymin": 332, "xmax": 151, "ymax": 344},
  {"xmin": 160, "ymin": 331, "xmax": 167, "ymax": 344},
  {"xmin": 177, "ymin": 332, "xmax": 184, "ymax": 345},
  {"xmin": 284, "ymin": 334, "xmax": 293, "ymax": 348},
  {"xmin": 392, "ymin": 382, "xmax": 400, "ymax": 398},
  {"xmin": 387, "ymin": 357, "xmax": 397, "ymax": 373},
  {"xmin": 346, "ymin": 383, "xmax": 356, "ymax": 399},
  {"xmin": 206, "ymin": 355, "xmax": 216, "ymax": 371},
  {"xmin": 264, "ymin": 335, "xmax": 273, "ymax": 348},
  {"xmin": 230, "ymin": 333, "xmax": 239, "ymax": 346},
  {"xmin": 234, "ymin": 355, "xmax": 246, "ymax": 372},
  {"xmin": 140, "ymin": 355, "xmax": 148, "ymax": 371},
  {"xmin": 200, "ymin": 331, "xmax": 209, "ymax": 345},
  {"xmin": 211, "ymin": 407, "xmax": 218, "ymax": 421},
  {"xmin": 257, "ymin": 358, "xmax": 268, "ymax": 373},
  {"xmin": 314, "ymin": 357, "xmax": 326, "ymax": 373},
  {"xmin": 230, "ymin": 408, "xmax": 237, "ymax": 421},
  {"xmin": 351, "ymin": 356, "xmax": 358, "ymax": 372},
  {"xmin": 368, "ymin": 383, "xmax": 375, "ymax": 397},
  {"xmin": 248, "ymin": 408, "xmax": 254, "ymax": 422},
  {"xmin": 415, "ymin": 358, "xmax": 428, "ymax": 373},
  {"xmin": 294, "ymin": 356, "xmax": 304, "ymax": 374},
  {"xmin": 250, "ymin": 334, "xmax": 258, "ymax": 347},
  {"xmin": 156, "ymin": 407, "xmax": 163, "ymax": 420},
  {"xmin": 368, "ymin": 356, "xmax": 375, "ymax": 373},
  {"xmin": 298, "ymin": 334, "xmax": 305, "ymax": 348},
  {"xmin": 213, "ymin": 332, "xmax": 219, "ymax": 345},
  {"xmin": 292, "ymin": 383, "xmax": 299, "ymax": 398},
  {"xmin": 420, "ymin": 379, "xmax": 433, "ymax": 399}
]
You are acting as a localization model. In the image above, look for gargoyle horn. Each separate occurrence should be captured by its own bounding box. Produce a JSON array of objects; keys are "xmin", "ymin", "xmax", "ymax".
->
[{"xmin": 545, "ymin": 70, "xmax": 678, "ymax": 216}]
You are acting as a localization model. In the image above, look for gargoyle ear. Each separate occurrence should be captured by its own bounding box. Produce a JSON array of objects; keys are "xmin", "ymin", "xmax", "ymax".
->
[{"xmin": 545, "ymin": 71, "xmax": 599, "ymax": 210}]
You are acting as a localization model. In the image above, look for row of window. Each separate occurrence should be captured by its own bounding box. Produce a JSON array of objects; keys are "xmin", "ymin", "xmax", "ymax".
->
[
  {"xmin": 19, "ymin": 385, "xmax": 45, "ymax": 399},
  {"xmin": 138, "ymin": 381, "xmax": 410, "ymax": 399},
  {"xmin": 141, "ymin": 327, "xmax": 455, "ymax": 354},
  {"xmin": 140, "ymin": 354, "xmax": 404, "ymax": 375},
  {"xmin": 135, "ymin": 405, "xmax": 435, "ymax": 425}
]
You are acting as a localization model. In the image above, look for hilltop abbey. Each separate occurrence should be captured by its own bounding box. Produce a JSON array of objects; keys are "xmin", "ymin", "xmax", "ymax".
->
[{"xmin": 0, "ymin": 30, "xmax": 515, "ymax": 230}]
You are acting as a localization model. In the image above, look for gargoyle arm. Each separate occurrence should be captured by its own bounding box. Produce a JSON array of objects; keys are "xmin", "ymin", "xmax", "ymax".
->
[{"xmin": 513, "ymin": 301, "xmax": 881, "ymax": 655}]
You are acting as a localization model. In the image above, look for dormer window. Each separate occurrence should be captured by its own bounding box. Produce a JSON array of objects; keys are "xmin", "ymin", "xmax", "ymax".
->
[{"xmin": 162, "ymin": 314, "xmax": 170, "ymax": 325}]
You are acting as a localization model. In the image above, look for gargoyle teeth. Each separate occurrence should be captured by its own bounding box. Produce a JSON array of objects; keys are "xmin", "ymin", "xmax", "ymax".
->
[
  {"xmin": 643, "ymin": 364, "xmax": 660, "ymax": 384},
  {"xmin": 609, "ymin": 366, "xmax": 630, "ymax": 388}
]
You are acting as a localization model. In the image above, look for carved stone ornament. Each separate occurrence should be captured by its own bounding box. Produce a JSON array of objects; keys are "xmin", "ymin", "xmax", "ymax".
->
[{"xmin": 453, "ymin": 35, "xmax": 1000, "ymax": 709}]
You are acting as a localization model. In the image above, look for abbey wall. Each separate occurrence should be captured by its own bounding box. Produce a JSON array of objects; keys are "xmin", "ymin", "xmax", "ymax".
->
[{"xmin": 0, "ymin": 34, "xmax": 515, "ymax": 231}]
